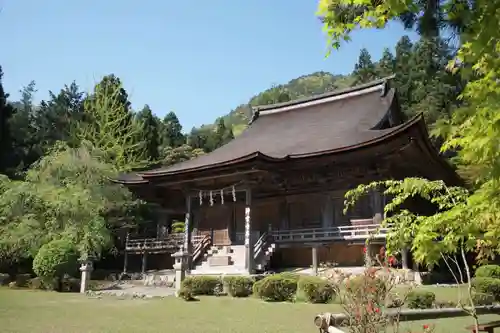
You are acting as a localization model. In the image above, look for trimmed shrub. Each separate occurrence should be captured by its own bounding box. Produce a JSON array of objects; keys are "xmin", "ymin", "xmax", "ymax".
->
[
  {"xmin": 407, "ymin": 290, "xmax": 436, "ymax": 309},
  {"xmin": 298, "ymin": 276, "xmax": 336, "ymax": 304},
  {"xmin": 472, "ymin": 292, "xmax": 495, "ymax": 306},
  {"xmin": 33, "ymin": 239, "xmax": 78, "ymax": 285},
  {"xmin": 387, "ymin": 293, "xmax": 404, "ymax": 308},
  {"xmin": 475, "ymin": 265, "xmax": 500, "ymax": 279},
  {"xmin": 472, "ymin": 277, "xmax": 500, "ymax": 300},
  {"xmin": 178, "ymin": 287, "xmax": 196, "ymax": 301},
  {"xmin": 434, "ymin": 300, "xmax": 458, "ymax": 308},
  {"xmin": 253, "ymin": 278, "xmax": 264, "ymax": 297},
  {"xmin": 224, "ymin": 276, "xmax": 254, "ymax": 297},
  {"xmin": 181, "ymin": 276, "xmax": 222, "ymax": 296},
  {"xmin": 254, "ymin": 274, "xmax": 298, "ymax": 302},
  {"xmin": 0, "ymin": 273, "xmax": 10, "ymax": 286}
]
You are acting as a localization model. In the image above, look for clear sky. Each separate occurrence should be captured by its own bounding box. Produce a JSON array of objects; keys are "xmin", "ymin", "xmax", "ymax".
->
[{"xmin": 0, "ymin": 0, "xmax": 418, "ymax": 130}]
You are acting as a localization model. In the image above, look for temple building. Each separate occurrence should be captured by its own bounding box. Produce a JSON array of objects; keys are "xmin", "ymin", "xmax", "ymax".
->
[{"xmin": 116, "ymin": 77, "xmax": 460, "ymax": 276}]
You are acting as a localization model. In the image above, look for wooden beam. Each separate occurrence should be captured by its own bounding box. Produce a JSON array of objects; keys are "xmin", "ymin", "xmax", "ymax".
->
[{"xmin": 154, "ymin": 170, "xmax": 265, "ymax": 187}]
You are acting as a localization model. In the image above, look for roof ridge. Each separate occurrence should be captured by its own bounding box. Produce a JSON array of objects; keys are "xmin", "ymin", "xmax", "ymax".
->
[{"xmin": 251, "ymin": 76, "xmax": 394, "ymax": 120}]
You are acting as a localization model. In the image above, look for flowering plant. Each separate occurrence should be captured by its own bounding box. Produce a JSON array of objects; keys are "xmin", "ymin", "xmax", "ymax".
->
[{"xmin": 334, "ymin": 245, "xmax": 415, "ymax": 333}]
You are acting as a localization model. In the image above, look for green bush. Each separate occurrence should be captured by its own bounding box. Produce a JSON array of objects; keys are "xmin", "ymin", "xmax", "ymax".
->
[
  {"xmin": 407, "ymin": 290, "xmax": 436, "ymax": 309},
  {"xmin": 472, "ymin": 277, "xmax": 500, "ymax": 300},
  {"xmin": 475, "ymin": 265, "xmax": 500, "ymax": 279},
  {"xmin": 33, "ymin": 239, "xmax": 78, "ymax": 284},
  {"xmin": 254, "ymin": 274, "xmax": 298, "ymax": 302},
  {"xmin": 472, "ymin": 292, "xmax": 495, "ymax": 306},
  {"xmin": 387, "ymin": 293, "xmax": 404, "ymax": 308},
  {"xmin": 298, "ymin": 276, "xmax": 336, "ymax": 304},
  {"xmin": 171, "ymin": 221, "xmax": 185, "ymax": 233},
  {"xmin": 224, "ymin": 276, "xmax": 254, "ymax": 297},
  {"xmin": 0, "ymin": 273, "xmax": 10, "ymax": 286},
  {"xmin": 178, "ymin": 287, "xmax": 196, "ymax": 301},
  {"xmin": 181, "ymin": 276, "xmax": 222, "ymax": 296},
  {"xmin": 253, "ymin": 278, "xmax": 264, "ymax": 297}
]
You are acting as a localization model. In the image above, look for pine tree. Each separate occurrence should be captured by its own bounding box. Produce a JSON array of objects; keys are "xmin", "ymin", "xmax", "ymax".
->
[
  {"xmin": 352, "ymin": 48, "xmax": 377, "ymax": 84},
  {"xmin": 136, "ymin": 104, "xmax": 160, "ymax": 161},
  {"xmin": 393, "ymin": 36, "xmax": 414, "ymax": 114},
  {"xmin": 36, "ymin": 82, "xmax": 85, "ymax": 150},
  {"xmin": 376, "ymin": 48, "xmax": 395, "ymax": 78},
  {"xmin": 0, "ymin": 66, "xmax": 15, "ymax": 175},
  {"xmin": 408, "ymin": 37, "xmax": 460, "ymax": 125},
  {"xmin": 159, "ymin": 111, "xmax": 185, "ymax": 149},
  {"xmin": 77, "ymin": 75, "xmax": 144, "ymax": 171}
]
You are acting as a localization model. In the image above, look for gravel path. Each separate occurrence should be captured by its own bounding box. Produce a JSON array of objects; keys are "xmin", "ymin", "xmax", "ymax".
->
[{"xmin": 90, "ymin": 282, "xmax": 176, "ymax": 298}]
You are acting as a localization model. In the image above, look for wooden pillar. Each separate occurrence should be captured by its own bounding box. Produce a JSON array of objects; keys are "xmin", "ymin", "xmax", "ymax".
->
[
  {"xmin": 141, "ymin": 251, "xmax": 148, "ymax": 274},
  {"xmin": 312, "ymin": 245, "xmax": 318, "ymax": 276},
  {"xmin": 245, "ymin": 188, "xmax": 254, "ymax": 274},
  {"xmin": 184, "ymin": 195, "xmax": 192, "ymax": 268},
  {"xmin": 321, "ymin": 195, "xmax": 334, "ymax": 228},
  {"xmin": 371, "ymin": 189, "xmax": 383, "ymax": 220},
  {"xmin": 279, "ymin": 199, "xmax": 289, "ymax": 229}
]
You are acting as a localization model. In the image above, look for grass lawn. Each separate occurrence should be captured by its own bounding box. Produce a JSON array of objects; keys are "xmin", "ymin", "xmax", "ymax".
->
[{"xmin": 0, "ymin": 287, "xmax": 497, "ymax": 333}]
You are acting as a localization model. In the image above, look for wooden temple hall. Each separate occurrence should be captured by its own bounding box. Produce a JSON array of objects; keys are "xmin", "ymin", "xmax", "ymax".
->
[{"xmin": 116, "ymin": 78, "xmax": 460, "ymax": 276}]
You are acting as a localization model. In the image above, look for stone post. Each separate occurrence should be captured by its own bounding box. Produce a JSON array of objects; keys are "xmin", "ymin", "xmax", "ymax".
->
[
  {"xmin": 172, "ymin": 249, "xmax": 188, "ymax": 296},
  {"xmin": 79, "ymin": 260, "xmax": 94, "ymax": 294},
  {"xmin": 245, "ymin": 188, "xmax": 254, "ymax": 274},
  {"xmin": 312, "ymin": 245, "xmax": 319, "ymax": 276},
  {"xmin": 123, "ymin": 251, "xmax": 128, "ymax": 274},
  {"xmin": 141, "ymin": 251, "xmax": 148, "ymax": 275}
]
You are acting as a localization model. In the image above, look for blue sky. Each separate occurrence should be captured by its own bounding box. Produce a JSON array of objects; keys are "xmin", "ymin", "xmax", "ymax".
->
[{"xmin": 0, "ymin": 1, "xmax": 418, "ymax": 130}]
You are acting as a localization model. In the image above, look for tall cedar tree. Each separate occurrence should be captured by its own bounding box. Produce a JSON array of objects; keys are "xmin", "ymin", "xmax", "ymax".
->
[
  {"xmin": 9, "ymin": 81, "xmax": 39, "ymax": 174},
  {"xmin": 352, "ymin": 48, "xmax": 377, "ymax": 85},
  {"xmin": 377, "ymin": 48, "xmax": 395, "ymax": 78},
  {"xmin": 160, "ymin": 111, "xmax": 185, "ymax": 149},
  {"xmin": 408, "ymin": 37, "xmax": 460, "ymax": 125},
  {"xmin": 187, "ymin": 126, "xmax": 209, "ymax": 151},
  {"xmin": 78, "ymin": 75, "xmax": 145, "ymax": 171},
  {"xmin": 36, "ymin": 82, "xmax": 85, "ymax": 151},
  {"xmin": 136, "ymin": 104, "xmax": 160, "ymax": 161},
  {"xmin": 393, "ymin": 36, "xmax": 414, "ymax": 114},
  {"xmin": 0, "ymin": 67, "xmax": 15, "ymax": 175}
]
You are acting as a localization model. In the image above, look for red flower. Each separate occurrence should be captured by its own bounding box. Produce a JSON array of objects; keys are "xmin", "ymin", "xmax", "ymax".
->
[
  {"xmin": 363, "ymin": 246, "xmax": 367, "ymax": 254},
  {"xmin": 423, "ymin": 324, "xmax": 429, "ymax": 329},
  {"xmin": 374, "ymin": 308, "xmax": 380, "ymax": 313}
]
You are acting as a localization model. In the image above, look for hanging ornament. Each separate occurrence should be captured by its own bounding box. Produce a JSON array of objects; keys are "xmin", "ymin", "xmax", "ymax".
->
[
  {"xmin": 232, "ymin": 186, "xmax": 236, "ymax": 202},
  {"xmin": 199, "ymin": 190, "xmax": 203, "ymax": 206},
  {"xmin": 220, "ymin": 189, "xmax": 224, "ymax": 205},
  {"xmin": 209, "ymin": 190, "xmax": 214, "ymax": 206}
]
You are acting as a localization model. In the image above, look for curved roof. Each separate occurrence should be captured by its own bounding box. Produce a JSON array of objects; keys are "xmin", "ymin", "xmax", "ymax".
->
[
  {"xmin": 116, "ymin": 77, "xmax": 459, "ymax": 184},
  {"xmin": 139, "ymin": 78, "xmax": 404, "ymax": 177}
]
